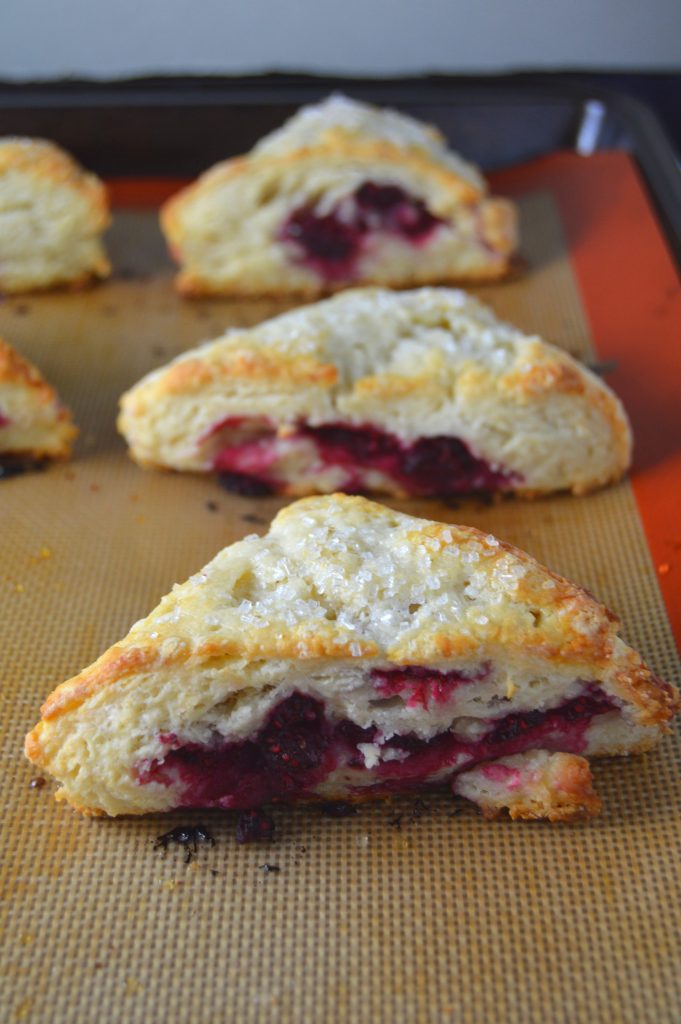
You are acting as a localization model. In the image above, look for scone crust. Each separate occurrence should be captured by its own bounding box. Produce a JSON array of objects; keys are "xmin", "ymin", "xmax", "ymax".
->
[
  {"xmin": 28, "ymin": 493, "xmax": 678, "ymax": 726},
  {"xmin": 0, "ymin": 137, "xmax": 111, "ymax": 293},
  {"xmin": 454, "ymin": 751, "xmax": 603, "ymax": 822},
  {"xmin": 118, "ymin": 287, "xmax": 631, "ymax": 496},
  {"xmin": 0, "ymin": 337, "xmax": 77, "ymax": 459},
  {"xmin": 160, "ymin": 97, "xmax": 518, "ymax": 296},
  {"xmin": 24, "ymin": 496, "xmax": 679, "ymax": 816}
]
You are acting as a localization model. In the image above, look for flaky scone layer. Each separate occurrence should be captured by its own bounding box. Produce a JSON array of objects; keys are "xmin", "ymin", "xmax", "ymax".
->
[
  {"xmin": 453, "ymin": 751, "xmax": 602, "ymax": 822},
  {"xmin": 25, "ymin": 496, "xmax": 678, "ymax": 817},
  {"xmin": 161, "ymin": 95, "xmax": 517, "ymax": 297},
  {"xmin": 0, "ymin": 137, "xmax": 110, "ymax": 293},
  {"xmin": 119, "ymin": 287, "xmax": 631, "ymax": 496},
  {"xmin": 0, "ymin": 337, "xmax": 77, "ymax": 459}
]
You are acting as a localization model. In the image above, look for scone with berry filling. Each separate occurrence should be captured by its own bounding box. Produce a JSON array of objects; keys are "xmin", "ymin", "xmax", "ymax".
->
[
  {"xmin": 118, "ymin": 287, "xmax": 631, "ymax": 498},
  {"xmin": 0, "ymin": 337, "xmax": 76, "ymax": 468},
  {"xmin": 161, "ymin": 94, "xmax": 516, "ymax": 297},
  {"xmin": 0, "ymin": 137, "xmax": 110, "ymax": 293},
  {"xmin": 25, "ymin": 495, "xmax": 678, "ymax": 821}
]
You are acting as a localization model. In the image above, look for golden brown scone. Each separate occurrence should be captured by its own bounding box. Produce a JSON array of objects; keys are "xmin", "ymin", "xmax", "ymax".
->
[
  {"xmin": 25, "ymin": 495, "xmax": 678, "ymax": 819},
  {"xmin": 161, "ymin": 94, "xmax": 517, "ymax": 297},
  {"xmin": 118, "ymin": 287, "xmax": 631, "ymax": 498},
  {"xmin": 453, "ymin": 751, "xmax": 602, "ymax": 821},
  {"xmin": 0, "ymin": 137, "xmax": 110, "ymax": 293},
  {"xmin": 0, "ymin": 337, "xmax": 77, "ymax": 462}
]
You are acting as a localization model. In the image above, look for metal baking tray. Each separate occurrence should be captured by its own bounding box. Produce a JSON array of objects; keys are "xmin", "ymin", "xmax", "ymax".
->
[{"xmin": 0, "ymin": 73, "xmax": 679, "ymax": 263}]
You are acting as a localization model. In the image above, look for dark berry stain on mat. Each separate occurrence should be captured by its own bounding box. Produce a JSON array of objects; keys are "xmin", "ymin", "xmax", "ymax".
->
[
  {"xmin": 153, "ymin": 824, "xmax": 215, "ymax": 863},
  {"xmin": 318, "ymin": 801, "xmax": 358, "ymax": 818},
  {"xmin": 236, "ymin": 809, "xmax": 275, "ymax": 844},
  {"xmin": 218, "ymin": 471, "xmax": 275, "ymax": 497},
  {"xmin": 241, "ymin": 512, "xmax": 267, "ymax": 525},
  {"xmin": 0, "ymin": 458, "xmax": 45, "ymax": 480}
]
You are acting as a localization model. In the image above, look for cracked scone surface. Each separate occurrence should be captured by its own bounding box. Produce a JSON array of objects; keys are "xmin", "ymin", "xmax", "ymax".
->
[
  {"xmin": 119, "ymin": 287, "xmax": 631, "ymax": 497},
  {"xmin": 0, "ymin": 336, "xmax": 77, "ymax": 460},
  {"xmin": 0, "ymin": 137, "xmax": 110, "ymax": 293},
  {"xmin": 25, "ymin": 495, "xmax": 678, "ymax": 819},
  {"xmin": 161, "ymin": 94, "xmax": 517, "ymax": 297}
]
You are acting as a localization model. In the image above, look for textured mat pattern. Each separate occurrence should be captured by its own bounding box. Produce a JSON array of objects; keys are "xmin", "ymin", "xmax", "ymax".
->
[{"xmin": 1, "ymin": 192, "xmax": 679, "ymax": 1024}]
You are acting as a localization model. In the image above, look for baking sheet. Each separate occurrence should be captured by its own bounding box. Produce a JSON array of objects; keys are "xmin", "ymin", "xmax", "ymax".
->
[{"xmin": 1, "ymin": 182, "xmax": 680, "ymax": 1024}]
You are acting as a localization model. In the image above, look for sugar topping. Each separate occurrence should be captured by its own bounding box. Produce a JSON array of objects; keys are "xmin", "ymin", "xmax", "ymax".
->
[
  {"xmin": 127, "ymin": 495, "xmax": 597, "ymax": 662},
  {"xmin": 250, "ymin": 94, "xmax": 485, "ymax": 192}
]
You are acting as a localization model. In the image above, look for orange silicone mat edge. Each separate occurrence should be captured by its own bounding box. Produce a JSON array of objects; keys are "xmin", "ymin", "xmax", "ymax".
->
[{"xmin": 491, "ymin": 151, "xmax": 681, "ymax": 653}]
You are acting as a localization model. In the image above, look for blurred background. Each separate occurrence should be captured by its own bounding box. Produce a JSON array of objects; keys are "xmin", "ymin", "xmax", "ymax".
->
[
  {"xmin": 2, "ymin": 0, "xmax": 679, "ymax": 155},
  {"xmin": 2, "ymin": 0, "xmax": 680, "ymax": 78}
]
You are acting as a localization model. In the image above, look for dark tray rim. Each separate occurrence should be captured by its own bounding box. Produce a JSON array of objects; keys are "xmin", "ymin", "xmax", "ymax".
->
[{"xmin": 0, "ymin": 72, "xmax": 679, "ymax": 265}]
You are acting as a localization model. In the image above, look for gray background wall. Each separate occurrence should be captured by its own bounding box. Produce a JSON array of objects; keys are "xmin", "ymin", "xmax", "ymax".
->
[{"xmin": 1, "ymin": 0, "xmax": 680, "ymax": 79}]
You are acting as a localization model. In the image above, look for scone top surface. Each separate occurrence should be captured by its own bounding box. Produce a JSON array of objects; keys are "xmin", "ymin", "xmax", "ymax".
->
[
  {"xmin": 0, "ymin": 336, "xmax": 77, "ymax": 459},
  {"xmin": 0, "ymin": 136, "xmax": 110, "ymax": 293},
  {"xmin": 38, "ymin": 493, "xmax": 671, "ymax": 706},
  {"xmin": 249, "ymin": 94, "xmax": 486, "ymax": 198},
  {"xmin": 25, "ymin": 495, "xmax": 678, "ymax": 816},
  {"xmin": 119, "ymin": 287, "xmax": 631, "ymax": 496}
]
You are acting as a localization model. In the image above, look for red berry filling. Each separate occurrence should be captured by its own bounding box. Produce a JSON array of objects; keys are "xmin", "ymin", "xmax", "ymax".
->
[
  {"xmin": 0, "ymin": 412, "xmax": 10, "ymax": 429},
  {"xmin": 372, "ymin": 664, "xmax": 491, "ymax": 710},
  {"xmin": 279, "ymin": 180, "xmax": 445, "ymax": 281},
  {"xmin": 212, "ymin": 419, "xmax": 519, "ymax": 497},
  {"xmin": 137, "ymin": 687, "xmax": 615, "ymax": 810}
]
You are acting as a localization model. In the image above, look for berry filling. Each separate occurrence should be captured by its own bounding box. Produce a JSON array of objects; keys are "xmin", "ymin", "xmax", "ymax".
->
[
  {"xmin": 212, "ymin": 419, "xmax": 519, "ymax": 497},
  {"xmin": 137, "ymin": 686, "xmax": 615, "ymax": 810},
  {"xmin": 372, "ymin": 664, "xmax": 491, "ymax": 710},
  {"xmin": 0, "ymin": 412, "xmax": 10, "ymax": 429},
  {"xmin": 279, "ymin": 180, "xmax": 445, "ymax": 281}
]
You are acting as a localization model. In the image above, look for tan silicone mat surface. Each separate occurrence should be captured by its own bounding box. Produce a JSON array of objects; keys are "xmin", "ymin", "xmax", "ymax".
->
[{"xmin": 1, "ymin": 194, "xmax": 680, "ymax": 1024}]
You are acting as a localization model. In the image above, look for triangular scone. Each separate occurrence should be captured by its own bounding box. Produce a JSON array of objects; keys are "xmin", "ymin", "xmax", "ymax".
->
[
  {"xmin": 0, "ymin": 337, "xmax": 77, "ymax": 463},
  {"xmin": 0, "ymin": 137, "xmax": 110, "ymax": 293},
  {"xmin": 119, "ymin": 287, "xmax": 631, "ymax": 498},
  {"xmin": 160, "ymin": 95, "xmax": 517, "ymax": 298},
  {"xmin": 25, "ymin": 495, "xmax": 678, "ymax": 820}
]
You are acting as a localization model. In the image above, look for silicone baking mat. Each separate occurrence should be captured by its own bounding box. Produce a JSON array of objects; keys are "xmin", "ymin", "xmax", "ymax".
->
[{"xmin": 1, "ymin": 152, "xmax": 680, "ymax": 1024}]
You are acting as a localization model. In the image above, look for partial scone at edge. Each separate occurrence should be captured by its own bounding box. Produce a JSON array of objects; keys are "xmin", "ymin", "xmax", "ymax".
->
[
  {"xmin": 0, "ymin": 337, "xmax": 77, "ymax": 460},
  {"xmin": 25, "ymin": 495, "xmax": 678, "ymax": 820},
  {"xmin": 0, "ymin": 137, "xmax": 110, "ymax": 294},
  {"xmin": 118, "ymin": 287, "xmax": 631, "ymax": 498}
]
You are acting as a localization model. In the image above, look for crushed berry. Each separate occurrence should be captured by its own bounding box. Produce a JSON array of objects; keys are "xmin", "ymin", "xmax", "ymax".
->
[
  {"xmin": 218, "ymin": 471, "xmax": 275, "ymax": 497},
  {"xmin": 318, "ymin": 801, "xmax": 358, "ymax": 818},
  {"xmin": 153, "ymin": 824, "xmax": 215, "ymax": 863},
  {"xmin": 280, "ymin": 180, "xmax": 444, "ymax": 281},
  {"xmin": 211, "ymin": 419, "xmax": 520, "ymax": 498},
  {"xmin": 0, "ymin": 457, "xmax": 45, "ymax": 480},
  {"xmin": 236, "ymin": 809, "xmax": 275, "ymax": 844},
  {"xmin": 410, "ymin": 799, "xmax": 428, "ymax": 819},
  {"xmin": 260, "ymin": 694, "xmax": 331, "ymax": 784},
  {"xmin": 138, "ymin": 688, "xmax": 615, "ymax": 811},
  {"xmin": 29, "ymin": 777, "xmax": 46, "ymax": 789}
]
